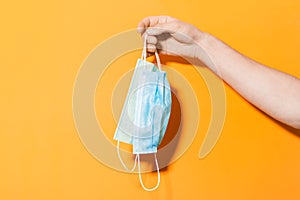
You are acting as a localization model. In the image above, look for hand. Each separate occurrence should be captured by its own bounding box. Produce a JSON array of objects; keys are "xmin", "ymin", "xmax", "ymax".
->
[{"xmin": 137, "ymin": 16, "xmax": 207, "ymax": 61}]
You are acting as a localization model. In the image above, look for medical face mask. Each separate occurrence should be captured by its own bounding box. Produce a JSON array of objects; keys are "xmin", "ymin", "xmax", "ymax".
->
[{"xmin": 113, "ymin": 35, "xmax": 172, "ymax": 191}]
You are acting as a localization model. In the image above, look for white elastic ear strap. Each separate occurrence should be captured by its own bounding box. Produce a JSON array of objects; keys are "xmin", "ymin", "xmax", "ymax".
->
[
  {"xmin": 141, "ymin": 34, "xmax": 161, "ymax": 71},
  {"xmin": 137, "ymin": 153, "xmax": 161, "ymax": 192},
  {"xmin": 141, "ymin": 34, "xmax": 148, "ymax": 60},
  {"xmin": 154, "ymin": 51, "xmax": 161, "ymax": 70},
  {"xmin": 117, "ymin": 141, "xmax": 137, "ymax": 172}
]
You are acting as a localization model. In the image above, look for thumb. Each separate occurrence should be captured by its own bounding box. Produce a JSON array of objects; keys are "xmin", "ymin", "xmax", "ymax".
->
[
  {"xmin": 146, "ymin": 22, "xmax": 195, "ymax": 44},
  {"xmin": 146, "ymin": 22, "xmax": 177, "ymax": 36}
]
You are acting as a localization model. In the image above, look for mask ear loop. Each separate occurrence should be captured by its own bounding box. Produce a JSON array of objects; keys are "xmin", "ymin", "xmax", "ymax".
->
[
  {"xmin": 117, "ymin": 141, "xmax": 138, "ymax": 172},
  {"xmin": 141, "ymin": 34, "xmax": 162, "ymax": 71},
  {"xmin": 154, "ymin": 50, "xmax": 161, "ymax": 71},
  {"xmin": 137, "ymin": 153, "xmax": 161, "ymax": 192},
  {"xmin": 141, "ymin": 34, "xmax": 148, "ymax": 61},
  {"xmin": 136, "ymin": 34, "xmax": 161, "ymax": 191}
]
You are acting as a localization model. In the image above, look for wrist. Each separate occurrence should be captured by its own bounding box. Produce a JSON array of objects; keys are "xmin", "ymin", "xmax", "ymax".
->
[
  {"xmin": 194, "ymin": 32, "xmax": 214, "ymax": 67},
  {"xmin": 195, "ymin": 31, "xmax": 210, "ymax": 48}
]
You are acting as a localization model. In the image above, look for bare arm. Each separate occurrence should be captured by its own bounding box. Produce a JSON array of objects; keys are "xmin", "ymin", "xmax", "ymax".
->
[
  {"xmin": 138, "ymin": 16, "xmax": 300, "ymax": 129},
  {"xmin": 200, "ymin": 33, "xmax": 300, "ymax": 129}
]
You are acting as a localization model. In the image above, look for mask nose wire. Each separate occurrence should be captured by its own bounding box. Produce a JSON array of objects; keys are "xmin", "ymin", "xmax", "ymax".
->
[
  {"xmin": 141, "ymin": 34, "xmax": 162, "ymax": 71},
  {"xmin": 137, "ymin": 153, "xmax": 161, "ymax": 192}
]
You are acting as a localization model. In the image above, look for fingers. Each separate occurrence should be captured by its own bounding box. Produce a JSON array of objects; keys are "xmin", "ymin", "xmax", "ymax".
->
[
  {"xmin": 138, "ymin": 16, "xmax": 191, "ymax": 56},
  {"xmin": 139, "ymin": 22, "xmax": 178, "ymax": 51},
  {"xmin": 142, "ymin": 35, "xmax": 158, "ymax": 53},
  {"xmin": 146, "ymin": 44, "xmax": 157, "ymax": 53},
  {"xmin": 145, "ymin": 35, "xmax": 158, "ymax": 44},
  {"xmin": 137, "ymin": 16, "xmax": 176, "ymax": 34},
  {"xmin": 137, "ymin": 16, "xmax": 160, "ymax": 33},
  {"xmin": 145, "ymin": 35, "xmax": 170, "ymax": 54},
  {"xmin": 146, "ymin": 22, "xmax": 177, "ymax": 36}
]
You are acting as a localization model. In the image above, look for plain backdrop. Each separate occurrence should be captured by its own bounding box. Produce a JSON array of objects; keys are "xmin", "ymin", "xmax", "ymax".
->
[{"xmin": 0, "ymin": 0, "xmax": 300, "ymax": 199}]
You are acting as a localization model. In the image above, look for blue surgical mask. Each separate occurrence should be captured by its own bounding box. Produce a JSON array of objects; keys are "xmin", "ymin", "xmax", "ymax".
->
[{"xmin": 113, "ymin": 35, "xmax": 172, "ymax": 191}]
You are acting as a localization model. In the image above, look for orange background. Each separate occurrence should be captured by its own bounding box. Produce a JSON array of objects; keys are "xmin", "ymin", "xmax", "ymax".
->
[{"xmin": 1, "ymin": 0, "xmax": 300, "ymax": 199}]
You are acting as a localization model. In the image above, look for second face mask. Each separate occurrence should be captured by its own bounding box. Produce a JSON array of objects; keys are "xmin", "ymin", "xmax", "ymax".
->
[{"xmin": 113, "ymin": 35, "xmax": 172, "ymax": 191}]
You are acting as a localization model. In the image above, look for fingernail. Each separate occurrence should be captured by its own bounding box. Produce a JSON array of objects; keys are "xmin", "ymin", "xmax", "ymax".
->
[{"xmin": 137, "ymin": 27, "xmax": 144, "ymax": 33}]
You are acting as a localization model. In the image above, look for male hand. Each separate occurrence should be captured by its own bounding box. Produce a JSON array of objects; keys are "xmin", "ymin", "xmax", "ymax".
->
[{"xmin": 137, "ymin": 16, "xmax": 206, "ymax": 61}]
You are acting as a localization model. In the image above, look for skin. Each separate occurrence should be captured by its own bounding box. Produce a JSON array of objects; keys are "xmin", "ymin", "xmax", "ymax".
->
[{"xmin": 137, "ymin": 16, "xmax": 300, "ymax": 129}]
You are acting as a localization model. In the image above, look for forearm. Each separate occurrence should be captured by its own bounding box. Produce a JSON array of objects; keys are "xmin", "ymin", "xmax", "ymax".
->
[{"xmin": 197, "ymin": 33, "xmax": 300, "ymax": 129}]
